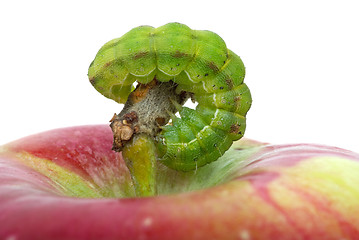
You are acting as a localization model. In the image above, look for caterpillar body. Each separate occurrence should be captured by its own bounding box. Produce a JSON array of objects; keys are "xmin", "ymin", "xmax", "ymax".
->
[{"xmin": 88, "ymin": 22, "xmax": 252, "ymax": 171}]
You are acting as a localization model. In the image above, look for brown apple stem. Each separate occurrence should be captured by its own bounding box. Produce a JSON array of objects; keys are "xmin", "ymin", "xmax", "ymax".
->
[{"xmin": 110, "ymin": 79, "xmax": 189, "ymax": 197}]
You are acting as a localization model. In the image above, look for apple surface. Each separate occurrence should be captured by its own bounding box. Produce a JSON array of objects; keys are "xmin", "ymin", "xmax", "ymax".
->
[{"xmin": 1, "ymin": 125, "xmax": 359, "ymax": 240}]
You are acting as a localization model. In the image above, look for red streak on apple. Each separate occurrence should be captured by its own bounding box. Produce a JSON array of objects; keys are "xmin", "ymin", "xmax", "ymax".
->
[
  {"xmin": 7, "ymin": 125, "xmax": 124, "ymax": 180},
  {"xmin": 1, "ymin": 125, "xmax": 359, "ymax": 240}
]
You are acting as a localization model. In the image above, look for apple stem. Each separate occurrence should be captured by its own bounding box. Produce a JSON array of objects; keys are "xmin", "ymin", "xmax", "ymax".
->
[
  {"xmin": 109, "ymin": 79, "xmax": 189, "ymax": 197},
  {"xmin": 121, "ymin": 133, "xmax": 157, "ymax": 197}
]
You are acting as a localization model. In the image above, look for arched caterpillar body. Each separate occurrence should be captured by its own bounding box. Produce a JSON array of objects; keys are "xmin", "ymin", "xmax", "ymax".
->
[{"xmin": 88, "ymin": 22, "xmax": 252, "ymax": 171}]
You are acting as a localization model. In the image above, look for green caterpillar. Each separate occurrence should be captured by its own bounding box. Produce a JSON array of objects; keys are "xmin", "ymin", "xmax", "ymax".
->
[{"xmin": 88, "ymin": 22, "xmax": 252, "ymax": 171}]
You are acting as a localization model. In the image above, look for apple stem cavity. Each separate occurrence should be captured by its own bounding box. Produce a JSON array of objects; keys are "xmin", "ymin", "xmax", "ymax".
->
[{"xmin": 110, "ymin": 79, "xmax": 188, "ymax": 197}]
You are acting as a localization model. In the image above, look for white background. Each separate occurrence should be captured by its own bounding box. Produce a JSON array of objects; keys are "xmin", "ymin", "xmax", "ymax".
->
[{"xmin": 1, "ymin": 0, "xmax": 358, "ymax": 152}]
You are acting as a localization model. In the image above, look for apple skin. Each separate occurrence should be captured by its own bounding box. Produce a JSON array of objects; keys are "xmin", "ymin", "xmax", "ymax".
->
[{"xmin": 1, "ymin": 125, "xmax": 359, "ymax": 240}]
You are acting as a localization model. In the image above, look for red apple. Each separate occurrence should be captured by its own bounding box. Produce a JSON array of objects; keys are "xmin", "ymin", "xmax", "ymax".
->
[{"xmin": 1, "ymin": 125, "xmax": 359, "ymax": 240}]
